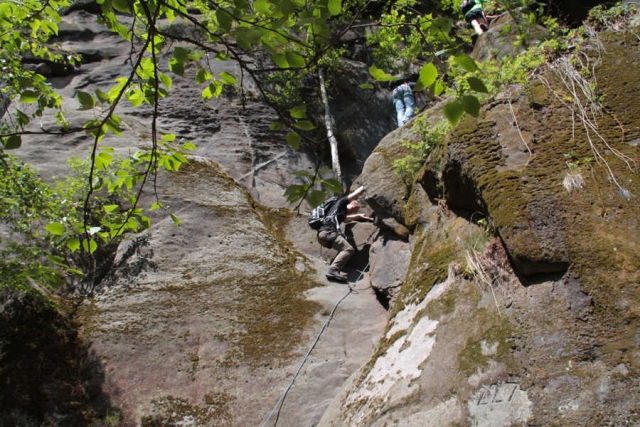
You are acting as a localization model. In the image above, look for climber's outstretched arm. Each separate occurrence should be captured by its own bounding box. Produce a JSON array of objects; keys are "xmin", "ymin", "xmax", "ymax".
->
[{"xmin": 347, "ymin": 186, "xmax": 364, "ymax": 202}]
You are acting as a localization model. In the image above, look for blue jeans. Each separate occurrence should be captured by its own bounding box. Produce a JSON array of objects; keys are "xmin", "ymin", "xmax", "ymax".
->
[{"xmin": 393, "ymin": 84, "xmax": 415, "ymax": 127}]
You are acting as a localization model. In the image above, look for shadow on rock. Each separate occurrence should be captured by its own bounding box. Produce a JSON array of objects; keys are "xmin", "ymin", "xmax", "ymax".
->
[{"xmin": 0, "ymin": 290, "xmax": 115, "ymax": 426}]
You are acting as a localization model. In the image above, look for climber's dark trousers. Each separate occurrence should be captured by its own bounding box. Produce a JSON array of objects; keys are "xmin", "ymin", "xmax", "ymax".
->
[{"xmin": 318, "ymin": 231, "xmax": 355, "ymax": 271}]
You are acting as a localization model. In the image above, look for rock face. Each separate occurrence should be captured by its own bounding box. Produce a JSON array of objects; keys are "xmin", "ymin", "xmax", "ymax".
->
[
  {"xmin": 76, "ymin": 160, "xmax": 388, "ymax": 426},
  {"xmin": 4, "ymin": 5, "xmax": 640, "ymax": 427},
  {"xmin": 0, "ymin": 291, "xmax": 108, "ymax": 426},
  {"xmin": 5, "ymin": 5, "xmax": 393, "ymax": 427},
  {"xmin": 319, "ymin": 24, "xmax": 640, "ymax": 427}
]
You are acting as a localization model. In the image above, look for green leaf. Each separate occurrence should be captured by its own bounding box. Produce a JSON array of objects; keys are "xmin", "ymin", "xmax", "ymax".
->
[
  {"xmin": 183, "ymin": 142, "xmax": 197, "ymax": 150},
  {"xmin": 220, "ymin": 71, "xmax": 238, "ymax": 85},
  {"xmin": 216, "ymin": 8, "xmax": 233, "ymax": 32},
  {"xmin": 430, "ymin": 17, "xmax": 453, "ymax": 35},
  {"xmin": 443, "ymin": 101, "xmax": 465, "ymax": 125},
  {"xmin": 294, "ymin": 120, "xmax": 315, "ymax": 131},
  {"xmin": 76, "ymin": 90, "xmax": 95, "ymax": 110},
  {"xmin": 114, "ymin": 21, "xmax": 131, "ymax": 41},
  {"xmin": 104, "ymin": 204, "xmax": 119, "ymax": 213},
  {"xmin": 289, "ymin": 104, "xmax": 307, "ymax": 119},
  {"xmin": 16, "ymin": 110, "xmax": 30, "ymax": 126},
  {"xmin": 433, "ymin": 80, "xmax": 445, "ymax": 96},
  {"xmin": 270, "ymin": 121, "xmax": 286, "ymax": 131},
  {"xmin": 453, "ymin": 54, "xmax": 479, "ymax": 72},
  {"xmin": 170, "ymin": 213, "xmax": 181, "ymax": 225},
  {"xmin": 159, "ymin": 73, "xmax": 173, "ymax": 90},
  {"xmin": 46, "ymin": 222, "xmax": 65, "ymax": 235},
  {"xmin": 46, "ymin": 254, "xmax": 67, "ymax": 268},
  {"xmin": 92, "ymin": 175, "xmax": 104, "ymax": 190},
  {"xmin": 169, "ymin": 58, "xmax": 185, "ymax": 77},
  {"xmin": 254, "ymin": 0, "xmax": 272, "ymax": 14},
  {"xmin": 202, "ymin": 86, "xmax": 213, "ymax": 101},
  {"xmin": 66, "ymin": 238, "xmax": 81, "ymax": 252},
  {"xmin": 419, "ymin": 15, "xmax": 433, "ymax": 31},
  {"xmin": 82, "ymin": 238, "xmax": 98, "ymax": 254},
  {"xmin": 327, "ymin": 0, "xmax": 341, "ymax": 15},
  {"xmin": 309, "ymin": 190, "xmax": 327, "ymax": 207},
  {"xmin": 203, "ymin": 80, "xmax": 223, "ymax": 99},
  {"xmin": 277, "ymin": 0, "xmax": 296, "ymax": 15},
  {"xmin": 285, "ymin": 51, "xmax": 305, "ymax": 68},
  {"xmin": 127, "ymin": 89, "xmax": 144, "ymax": 107},
  {"xmin": 234, "ymin": 28, "xmax": 263, "ymax": 49},
  {"xmin": 112, "ymin": 0, "xmax": 130, "ymax": 13},
  {"xmin": 140, "ymin": 215, "xmax": 151, "ymax": 230},
  {"xmin": 174, "ymin": 46, "xmax": 189, "ymax": 63},
  {"xmin": 95, "ymin": 88, "xmax": 110, "ymax": 103},
  {"xmin": 95, "ymin": 151, "xmax": 113, "ymax": 170},
  {"xmin": 272, "ymin": 53, "xmax": 289, "ymax": 68},
  {"xmin": 359, "ymin": 83, "xmax": 374, "ymax": 89},
  {"xmin": 19, "ymin": 90, "xmax": 39, "ymax": 103},
  {"xmin": 467, "ymin": 76, "xmax": 488, "ymax": 93},
  {"xmin": 165, "ymin": 8, "xmax": 176, "ymax": 22},
  {"xmin": 461, "ymin": 95, "xmax": 481, "ymax": 117},
  {"xmin": 284, "ymin": 184, "xmax": 307, "ymax": 204},
  {"xmin": 215, "ymin": 50, "xmax": 231, "ymax": 61},
  {"xmin": 4, "ymin": 135, "xmax": 22, "ymax": 150},
  {"xmin": 196, "ymin": 68, "xmax": 212, "ymax": 84},
  {"xmin": 106, "ymin": 116, "xmax": 122, "ymax": 137},
  {"xmin": 369, "ymin": 65, "xmax": 396, "ymax": 82},
  {"xmin": 322, "ymin": 178, "xmax": 342, "ymax": 194},
  {"xmin": 161, "ymin": 133, "xmax": 176, "ymax": 142},
  {"xmin": 417, "ymin": 63, "xmax": 438, "ymax": 90},
  {"xmin": 435, "ymin": 47, "xmax": 457, "ymax": 57},
  {"xmin": 284, "ymin": 184, "xmax": 305, "ymax": 197},
  {"xmin": 286, "ymin": 132, "xmax": 301, "ymax": 150}
]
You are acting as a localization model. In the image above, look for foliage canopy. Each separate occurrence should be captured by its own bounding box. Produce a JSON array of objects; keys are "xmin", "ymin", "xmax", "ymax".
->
[{"xmin": 4, "ymin": 0, "xmax": 629, "ymax": 294}]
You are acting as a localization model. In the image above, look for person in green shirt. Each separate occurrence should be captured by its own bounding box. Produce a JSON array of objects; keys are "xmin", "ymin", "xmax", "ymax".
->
[{"xmin": 460, "ymin": 0, "xmax": 490, "ymax": 35}]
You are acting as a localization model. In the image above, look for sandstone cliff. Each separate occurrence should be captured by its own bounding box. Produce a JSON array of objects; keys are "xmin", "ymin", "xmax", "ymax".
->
[
  {"xmin": 1, "ymin": 4, "xmax": 639, "ymax": 427},
  {"xmin": 319, "ymin": 21, "xmax": 640, "ymax": 427}
]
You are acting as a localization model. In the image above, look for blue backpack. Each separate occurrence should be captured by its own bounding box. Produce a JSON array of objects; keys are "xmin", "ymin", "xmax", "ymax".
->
[{"xmin": 308, "ymin": 196, "xmax": 340, "ymax": 230}]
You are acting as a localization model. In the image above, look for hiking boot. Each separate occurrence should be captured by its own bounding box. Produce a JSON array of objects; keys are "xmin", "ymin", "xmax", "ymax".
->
[{"xmin": 326, "ymin": 268, "xmax": 348, "ymax": 282}]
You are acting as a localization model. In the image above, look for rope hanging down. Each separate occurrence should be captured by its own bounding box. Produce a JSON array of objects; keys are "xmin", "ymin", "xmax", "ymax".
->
[{"xmin": 261, "ymin": 261, "xmax": 370, "ymax": 427}]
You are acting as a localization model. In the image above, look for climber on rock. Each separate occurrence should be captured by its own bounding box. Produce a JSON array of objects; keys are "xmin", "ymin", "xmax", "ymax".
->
[
  {"xmin": 460, "ymin": 0, "xmax": 490, "ymax": 35},
  {"xmin": 316, "ymin": 185, "xmax": 373, "ymax": 282},
  {"xmin": 389, "ymin": 78, "xmax": 417, "ymax": 127}
]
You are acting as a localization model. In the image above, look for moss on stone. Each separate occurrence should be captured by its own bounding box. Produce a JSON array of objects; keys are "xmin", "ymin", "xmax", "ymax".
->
[
  {"xmin": 141, "ymin": 393, "xmax": 234, "ymax": 426},
  {"xmin": 422, "ymin": 285, "xmax": 459, "ymax": 320},
  {"xmin": 457, "ymin": 322, "xmax": 518, "ymax": 377}
]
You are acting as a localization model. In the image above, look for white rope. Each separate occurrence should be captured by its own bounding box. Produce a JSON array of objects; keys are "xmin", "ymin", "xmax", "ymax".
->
[{"xmin": 261, "ymin": 262, "xmax": 370, "ymax": 427}]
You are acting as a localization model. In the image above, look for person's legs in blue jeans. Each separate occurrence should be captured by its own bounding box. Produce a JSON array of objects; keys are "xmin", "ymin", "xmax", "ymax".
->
[
  {"xmin": 394, "ymin": 97, "xmax": 405, "ymax": 127},
  {"xmin": 402, "ymin": 93, "xmax": 415, "ymax": 124}
]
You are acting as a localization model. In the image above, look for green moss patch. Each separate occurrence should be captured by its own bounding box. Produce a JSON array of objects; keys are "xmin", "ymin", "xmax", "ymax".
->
[
  {"xmin": 141, "ymin": 393, "xmax": 234, "ymax": 426},
  {"xmin": 458, "ymin": 323, "xmax": 518, "ymax": 377}
]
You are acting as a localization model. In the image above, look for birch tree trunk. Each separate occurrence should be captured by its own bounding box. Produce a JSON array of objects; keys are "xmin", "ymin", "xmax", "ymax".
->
[{"xmin": 318, "ymin": 67, "xmax": 346, "ymax": 191}]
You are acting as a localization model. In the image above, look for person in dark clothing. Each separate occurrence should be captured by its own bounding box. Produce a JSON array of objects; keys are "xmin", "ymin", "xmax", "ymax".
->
[
  {"xmin": 317, "ymin": 186, "xmax": 372, "ymax": 282},
  {"xmin": 460, "ymin": 0, "xmax": 490, "ymax": 35}
]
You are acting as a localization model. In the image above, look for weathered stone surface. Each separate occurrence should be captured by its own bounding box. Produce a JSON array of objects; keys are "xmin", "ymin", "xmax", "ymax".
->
[
  {"xmin": 319, "ymin": 25, "xmax": 640, "ymax": 427},
  {"xmin": 7, "ymin": 7, "xmax": 393, "ymax": 427},
  {"xmin": 75, "ymin": 159, "xmax": 388, "ymax": 426},
  {"xmin": 368, "ymin": 237, "xmax": 411, "ymax": 307},
  {"xmin": 5, "ymin": 6, "xmax": 640, "ymax": 427}
]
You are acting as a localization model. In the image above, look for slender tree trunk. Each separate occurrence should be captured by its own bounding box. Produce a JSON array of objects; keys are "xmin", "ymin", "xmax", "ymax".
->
[{"xmin": 318, "ymin": 67, "xmax": 346, "ymax": 191}]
